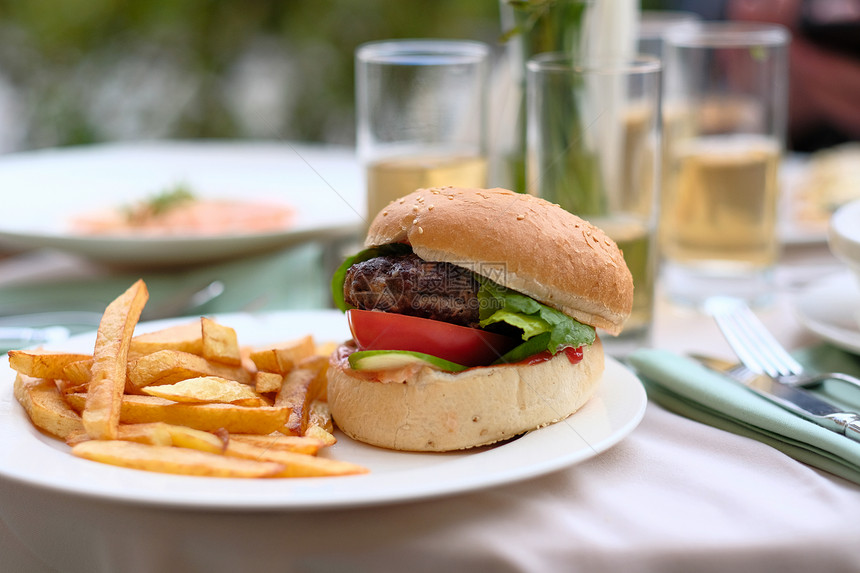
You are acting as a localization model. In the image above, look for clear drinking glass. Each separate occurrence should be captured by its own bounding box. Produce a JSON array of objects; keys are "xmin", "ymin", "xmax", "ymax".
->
[
  {"xmin": 526, "ymin": 54, "xmax": 662, "ymax": 356},
  {"xmin": 660, "ymin": 23, "xmax": 789, "ymax": 308},
  {"xmin": 355, "ymin": 40, "xmax": 490, "ymax": 226},
  {"xmin": 637, "ymin": 10, "xmax": 701, "ymax": 60}
]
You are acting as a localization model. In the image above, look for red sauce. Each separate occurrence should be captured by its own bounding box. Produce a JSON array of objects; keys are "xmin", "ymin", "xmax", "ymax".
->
[{"xmin": 520, "ymin": 346, "xmax": 583, "ymax": 366}]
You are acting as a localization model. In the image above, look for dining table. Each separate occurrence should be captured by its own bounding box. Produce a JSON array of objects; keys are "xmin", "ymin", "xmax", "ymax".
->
[{"xmin": 1, "ymin": 141, "xmax": 859, "ymax": 573}]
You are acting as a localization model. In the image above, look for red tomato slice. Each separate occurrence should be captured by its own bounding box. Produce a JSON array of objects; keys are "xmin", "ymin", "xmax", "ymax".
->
[{"xmin": 346, "ymin": 309, "xmax": 519, "ymax": 367}]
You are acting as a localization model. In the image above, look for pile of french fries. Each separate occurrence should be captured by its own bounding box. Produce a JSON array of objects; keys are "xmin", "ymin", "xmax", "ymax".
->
[{"xmin": 8, "ymin": 279, "xmax": 368, "ymax": 478}]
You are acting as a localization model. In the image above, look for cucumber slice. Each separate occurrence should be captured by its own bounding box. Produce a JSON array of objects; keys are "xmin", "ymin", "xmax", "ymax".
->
[{"xmin": 348, "ymin": 350, "xmax": 468, "ymax": 372}]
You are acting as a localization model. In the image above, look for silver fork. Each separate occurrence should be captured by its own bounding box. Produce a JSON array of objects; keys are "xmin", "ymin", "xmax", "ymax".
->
[{"xmin": 705, "ymin": 297, "xmax": 860, "ymax": 393}]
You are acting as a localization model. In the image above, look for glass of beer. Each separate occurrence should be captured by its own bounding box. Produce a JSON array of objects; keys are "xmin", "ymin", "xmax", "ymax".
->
[
  {"xmin": 526, "ymin": 54, "xmax": 662, "ymax": 356},
  {"xmin": 355, "ymin": 40, "xmax": 490, "ymax": 226},
  {"xmin": 660, "ymin": 23, "xmax": 789, "ymax": 307}
]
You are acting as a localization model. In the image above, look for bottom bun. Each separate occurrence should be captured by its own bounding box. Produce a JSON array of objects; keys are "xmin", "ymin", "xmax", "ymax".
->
[{"xmin": 327, "ymin": 338, "xmax": 604, "ymax": 452}]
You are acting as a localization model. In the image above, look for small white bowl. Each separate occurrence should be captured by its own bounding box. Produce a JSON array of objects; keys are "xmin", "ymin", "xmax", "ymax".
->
[
  {"xmin": 828, "ymin": 199, "xmax": 860, "ymax": 326},
  {"xmin": 829, "ymin": 200, "xmax": 860, "ymax": 271}
]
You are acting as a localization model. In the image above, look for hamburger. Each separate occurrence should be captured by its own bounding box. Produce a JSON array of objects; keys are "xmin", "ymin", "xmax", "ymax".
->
[{"xmin": 327, "ymin": 186, "xmax": 633, "ymax": 451}]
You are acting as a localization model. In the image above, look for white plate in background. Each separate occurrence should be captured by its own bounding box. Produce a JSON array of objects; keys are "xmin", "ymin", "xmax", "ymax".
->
[{"xmin": 0, "ymin": 141, "xmax": 365, "ymax": 266}]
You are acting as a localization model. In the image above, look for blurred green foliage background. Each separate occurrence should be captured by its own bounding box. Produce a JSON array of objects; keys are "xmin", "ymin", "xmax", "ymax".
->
[{"xmin": 0, "ymin": 0, "xmax": 502, "ymax": 152}]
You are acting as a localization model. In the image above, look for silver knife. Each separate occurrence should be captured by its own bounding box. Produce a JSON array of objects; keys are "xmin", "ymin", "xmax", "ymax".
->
[{"xmin": 694, "ymin": 355, "xmax": 860, "ymax": 443}]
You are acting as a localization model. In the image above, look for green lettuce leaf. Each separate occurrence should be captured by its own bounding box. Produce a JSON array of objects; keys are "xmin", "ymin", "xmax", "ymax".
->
[
  {"xmin": 494, "ymin": 332, "xmax": 552, "ymax": 364},
  {"xmin": 479, "ymin": 308, "xmax": 548, "ymax": 340},
  {"xmin": 477, "ymin": 278, "xmax": 595, "ymax": 363}
]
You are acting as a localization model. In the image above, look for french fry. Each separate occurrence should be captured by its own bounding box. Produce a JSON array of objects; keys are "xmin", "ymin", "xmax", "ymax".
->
[
  {"xmin": 13, "ymin": 374, "xmax": 85, "ymax": 440},
  {"xmin": 229, "ymin": 433, "xmax": 326, "ymax": 455},
  {"xmin": 82, "ymin": 279, "xmax": 149, "ymax": 440},
  {"xmin": 315, "ymin": 341, "xmax": 338, "ymax": 357},
  {"xmin": 254, "ymin": 371, "xmax": 283, "ymax": 394},
  {"xmin": 308, "ymin": 399, "xmax": 334, "ymax": 433},
  {"xmin": 128, "ymin": 349, "xmax": 253, "ymax": 390},
  {"xmin": 304, "ymin": 425, "xmax": 337, "ymax": 447},
  {"xmin": 239, "ymin": 345, "xmax": 258, "ymax": 374},
  {"xmin": 8, "ymin": 350, "xmax": 93, "ymax": 380},
  {"xmin": 64, "ymin": 430, "xmax": 89, "ymax": 446},
  {"xmin": 55, "ymin": 378, "xmax": 88, "ymax": 395},
  {"xmin": 298, "ymin": 353, "xmax": 329, "ymax": 373},
  {"xmin": 62, "ymin": 358, "xmax": 94, "ymax": 385},
  {"xmin": 275, "ymin": 369, "xmax": 315, "ymax": 436},
  {"xmin": 201, "ymin": 317, "xmax": 242, "ymax": 366},
  {"xmin": 223, "ymin": 440, "xmax": 368, "ymax": 477},
  {"xmin": 297, "ymin": 354, "xmax": 330, "ymax": 400},
  {"xmin": 67, "ymin": 422, "xmax": 228, "ymax": 453},
  {"xmin": 8, "ymin": 278, "xmax": 368, "ymax": 480},
  {"xmin": 66, "ymin": 422, "xmax": 174, "ymax": 447},
  {"xmin": 72, "ymin": 440, "xmax": 284, "ymax": 478},
  {"xmin": 140, "ymin": 376, "xmax": 264, "ymax": 406},
  {"xmin": 66, "ymin": 393, "xmax": 289, "ymax": 434},
  {"xmin": 115, "ymin": 422, "xmax": 174, "ymax": 446},
  {"xmin": 275, "ymin": 358, "xmax": 328, "ymax": 436},
  {"xmin": 128, "ymin": 320, "xmax": 203, "ymax": 360},
  {"xmin": 163, "ymin": 424, "xmax": 227, "ymax": 454},
  {"xmin": 249, "ymin": 335, "xmax": 316, "ymax": 374}
]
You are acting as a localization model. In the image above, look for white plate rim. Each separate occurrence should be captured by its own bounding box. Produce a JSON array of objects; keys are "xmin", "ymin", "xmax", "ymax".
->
[
  {"xmin": 0, "ymin": 310, "xmax": 647, "ymax": 512},
  {"xmin": 793, "ymin": 272, "xmax": 860, "ymax": 354}
]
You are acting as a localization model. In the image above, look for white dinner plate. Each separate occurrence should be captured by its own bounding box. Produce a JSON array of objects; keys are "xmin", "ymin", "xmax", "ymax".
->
[
  {"xmin": 0, "ymin": 310, "xmax": 647, "ymax": 511},
  {"xmin": 0, "ymin": 141, "xmax": 365, "ymax": 266},
  {"xmin": 793, "ymin": 272, "xmax": 860, "ymax": 355}
]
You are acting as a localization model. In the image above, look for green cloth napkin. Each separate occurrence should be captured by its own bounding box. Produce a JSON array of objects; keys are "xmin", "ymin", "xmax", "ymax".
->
[{"xmin": 628, "ymin": 347, "xmax": 860, "ymax": 485}]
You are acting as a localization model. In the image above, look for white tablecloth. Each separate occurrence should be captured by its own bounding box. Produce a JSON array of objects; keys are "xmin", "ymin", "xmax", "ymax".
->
[
  {"xmin": 1, "ymin": 143, "xmax": 858, "ymax": 573},
  {"xmin": 2, "ymin": 400, "xmax": 857, "ymax": 573}
]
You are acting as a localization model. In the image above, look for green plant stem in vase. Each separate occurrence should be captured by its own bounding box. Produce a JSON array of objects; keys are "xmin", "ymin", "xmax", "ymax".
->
[
  {"xmin": 499, "ymin": 0, "xmax": 588, "ymax": 195},
  {"xmin": 530, "ymin": 64, "xmax": 608, "ymax": 216}
]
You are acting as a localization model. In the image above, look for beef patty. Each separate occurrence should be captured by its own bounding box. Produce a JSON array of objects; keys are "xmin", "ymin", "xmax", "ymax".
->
[{"xmin": 343, "ymin": 254, "xmax": 480, "ymax": 327}]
